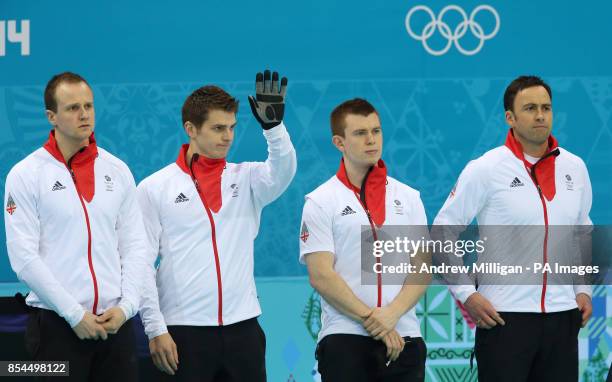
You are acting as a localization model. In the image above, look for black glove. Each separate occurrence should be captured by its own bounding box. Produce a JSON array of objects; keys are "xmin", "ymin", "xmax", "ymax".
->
[{"xmin": 248, "ymin": 69, "xmax": 288, "ymax": 130}]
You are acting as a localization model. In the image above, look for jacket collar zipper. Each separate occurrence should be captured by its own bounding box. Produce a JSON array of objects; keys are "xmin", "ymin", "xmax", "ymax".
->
[
  {"xmin": 354, "ymin": 166, "xmax": 382, "ymax": 308},
  {"xmin": 526, "ymin": 148, "xmax": 559, "ymax": 313},
  {"xmin": 67, "ymin": 155, "xmax": 98, "ymax": 315},
  {"xmin": 189, "ymin": 154, "xmax": 224, "ymax": 325}
]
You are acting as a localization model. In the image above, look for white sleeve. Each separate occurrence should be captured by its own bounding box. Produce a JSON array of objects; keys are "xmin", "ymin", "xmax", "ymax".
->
[
  {"xmin": 573, "ymin": 285, "xmax": 592, "ymax": 298},
  {"xmin": 433, "ymin": 159, "xmax": 490, "ymax": 226},
  {"xmin": 249, "ymin": 122, "xmax": 297, "ymax": 208},
  {"xmin": 412, "ymin": 191, "xmax": 428, "ymax": 226},
  {"xmin": 136, "ymin": 180, "xmax": 168, "ymax": 339},
  {"xmin": 4, "ymin": 167, "xmax": 85, "ymax": 327},
  {"xmin": 574, "ymin": 159, "xmax": 593, "ymax": 297},
  {"xmin": 433, "ymin": 160, "xmax": 490, "ymax": 303},
  {"xmin": 115, "ymin": 167, "xmax": 148, "ymax": 320},
  {"xmin": 577, "ymin": 159, "xmax": 593, "ymax": 227},
  {"xmin": 299, "ymin": 197, "xmax": 335, "ymax": 264},
  {"xmin": 410, "ymin": 191, "xmax": 431, "ymax": 241}
]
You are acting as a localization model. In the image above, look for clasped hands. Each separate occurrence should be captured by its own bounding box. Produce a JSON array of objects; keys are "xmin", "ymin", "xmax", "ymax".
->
[
  {"xmin": 361, "ymin": 306, "xmax": 404, "ymax": 363},
  {"xmin": 72, "ymin": 306, "xmax": 126, "ymax": 341}
]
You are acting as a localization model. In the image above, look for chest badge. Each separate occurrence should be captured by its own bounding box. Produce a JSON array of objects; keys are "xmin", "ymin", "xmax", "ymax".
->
[
  {"xmin": 393, "ymin": 199, "xmax": 404, "ymax": 215},
  {"xmin": 230, "ymin": 184, "xmax": 239, "ymax": 198},
  {"xmin": 104, "ymin": 175, "xmax": 114, "ymax": 192},
  {"xmin": 565, "ymin": 174, "xmax": 574, "ymax": 191}
]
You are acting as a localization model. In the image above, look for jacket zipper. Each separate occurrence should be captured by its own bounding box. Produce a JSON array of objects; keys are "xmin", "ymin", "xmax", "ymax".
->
[
  {"xmin": 353, "ymin": 168, "xmax": 382, "ymax": 308},
  {"xmin": 67, "ymin": 159, "xmax": 98, "ymax": 315},
  {"xmin": 526, "ymin": 149, "xmax": 559, "ymax": 313},
  {"xmin": 190, "ymin": 155, "xmax": 224, "ymax": 325}
]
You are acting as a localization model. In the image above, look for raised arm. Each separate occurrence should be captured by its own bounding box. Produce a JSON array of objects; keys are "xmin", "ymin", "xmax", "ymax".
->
[{"xmin": 248, "ymin": 70, "xmax": 297, "ymax": 207}]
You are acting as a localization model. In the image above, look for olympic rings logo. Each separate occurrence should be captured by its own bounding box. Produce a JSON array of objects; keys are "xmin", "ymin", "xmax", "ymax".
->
[{"xmin": 405, "ymin": 5, "xmax": 500, "ymax": 56}]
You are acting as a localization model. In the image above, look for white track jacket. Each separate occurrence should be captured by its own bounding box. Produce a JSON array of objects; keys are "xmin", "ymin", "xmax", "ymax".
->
[
  {"xmin": 4, "ymin": 132, "xmax": 147, "ymax": 327},
  {"xmin": 300, "ymin": 160, "xmax": 426, "ymax": 342},
  {"xmin": 138, "ymin": 123, "xmax": 296, "ymax": 339},
  {"xmin": 434, "ymin": 130, "xmax": 592, "ymax": 313}
]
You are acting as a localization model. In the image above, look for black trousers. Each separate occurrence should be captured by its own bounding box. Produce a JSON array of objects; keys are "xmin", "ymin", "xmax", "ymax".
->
[
  {"xmin": 25, "ymin": 308, "xmax": 138, "ymax": 381},
  {"xmin": 157, "ymin": 317, "xmax": 266, "ymax": 382},
  {"xmin": 475, "ymin": 308, "xmax": 582, "ymax": 382},
  {"xmin": 316, "ymin": 334, "xmax": 426, "ymax": 382}
]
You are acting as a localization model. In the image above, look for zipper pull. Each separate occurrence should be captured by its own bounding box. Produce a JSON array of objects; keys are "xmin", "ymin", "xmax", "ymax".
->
[{"xmin": 365, "ymin": 209, "xmax": 378, "ymax": 230}]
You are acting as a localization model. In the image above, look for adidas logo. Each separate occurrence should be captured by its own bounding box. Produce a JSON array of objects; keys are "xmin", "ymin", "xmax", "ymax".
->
[
  {"xmin": 341, "ymin": 206, "xmax": 356, "ymax": 216},
  {"xmin": 51, "ymin": 181, "xmax": 66, "ymax": 191},
  {"xmin": 175, "ymin": 193, "xmax": 189, "ymax": 203},
  {"xmin": 510, "ymin": 177, "xmax": 524, "ymax": 188}
]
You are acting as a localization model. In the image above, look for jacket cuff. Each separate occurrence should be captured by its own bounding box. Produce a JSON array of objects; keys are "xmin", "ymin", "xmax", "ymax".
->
[
  {"xmin": 65, "ymin": 305, "xmax": 86, "ymax": 328},
  {"xmin": 574, "ymin": 285, "xmax": 592, "ymax": 298},
  {"xmin": 146, "ymin": 325, "xmax": 169, "ymax": 341},
  {"xmin": 118, "ymin": 300, "xmax": 135, "ymax": 321},
  {"xmin": 262, "ymin": 122, "xmax": 287, "ymax": 140},
  {"xmin": 450, "ymin": 285, "xmax": 477, "ymax": 304}
]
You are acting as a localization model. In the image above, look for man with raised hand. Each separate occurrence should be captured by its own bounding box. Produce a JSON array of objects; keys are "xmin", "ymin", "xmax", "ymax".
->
[
  {"xmin": 300, "ymin": 98, "xmax": 429, "ymax": 382},
  {"xmin": 4, "ymin": 72, "xmax": 147, "ymax": 380},
  {"xmin": 434, "ymin": 75, "xmax": 593, "ymax": 382},
  {"xmin": 138, "ymin": 70, "xmax": 296, "ymax": 381}
]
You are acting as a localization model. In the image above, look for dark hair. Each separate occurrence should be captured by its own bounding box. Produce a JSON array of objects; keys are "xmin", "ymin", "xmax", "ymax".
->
[
  {"xmin": 330, "ymin": 98, "xmax": 378, "ymax": 137},
  {"xmin": 182, "ymin": 85, "xmax": 239, "ymax": 128},
  {"xmin": 44, "ymin": 72, "xmax": 90, "ymax": 112},
  {"xmin": 503, "ymin": 76, "xmax": 552, "ymax": 112}
]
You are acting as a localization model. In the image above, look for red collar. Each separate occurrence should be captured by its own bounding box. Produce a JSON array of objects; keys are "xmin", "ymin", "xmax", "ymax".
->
[
  {"xmin": 336, "ymin": 158, "xmax": 387, "ymax": 226},
  {"xmin": 175, "ymin": 144, "xmax": 192, "ymax": 175},
  {"xmin": 43, "ymin": 130, "xmax": 98, "ymax": 202},
  {"xmin": 504, "ymin": 128, "xmax": 559, "ymax": 201},
  {"xmin": 43, "ymin": 130, "xmax": 98, "ymax": 165},
  {"xmin": 176, "ymin": 144, "xmax": 226, "ymax": 213},
  {"xmin": 175, "ymin": 144, "xmax": 227, "ymax": 174}
]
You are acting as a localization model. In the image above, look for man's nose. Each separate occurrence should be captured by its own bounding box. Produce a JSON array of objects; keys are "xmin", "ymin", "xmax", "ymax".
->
[
  {"xmin": 366, "ymin": 132, "xmax": 376, "ymax": 144},
  {"xmin": 80, "ymin": 106, "xmax": 90, "ymax": 120},
  {"xmin": 222, "ymin": 130, "xmax": 233, "ymax": 141}
]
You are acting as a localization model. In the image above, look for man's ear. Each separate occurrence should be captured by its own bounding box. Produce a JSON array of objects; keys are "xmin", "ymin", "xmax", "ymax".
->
[
  {"xmin": 332, "ymin": 135, "xmax": 345, "ymax": 154},
  {"xmin": 46, "ymin": 110, "xmax": 56, "ymax": 127},
  {"xmin": 184, "ymin": 121, "xmax": 197, "ymax": 138},
  {"xmin": 504, "ymin": 110, "xmax": 514, "ymax": 127}
]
